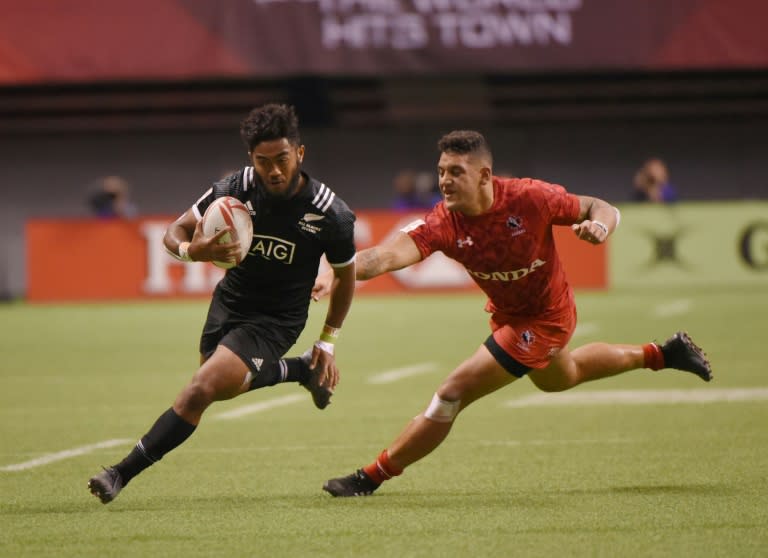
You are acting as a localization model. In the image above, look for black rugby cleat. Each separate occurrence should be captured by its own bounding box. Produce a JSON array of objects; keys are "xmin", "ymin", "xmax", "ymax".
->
[{"xmin": 660, "ymin": 331, "xmax": 713, "ymax": 382}]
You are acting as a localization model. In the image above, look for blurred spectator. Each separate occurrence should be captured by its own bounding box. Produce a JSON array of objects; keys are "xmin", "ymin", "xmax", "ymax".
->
[
  {"xmin": 88, "ymin": 175, "xmax": 138, "ymax": 218},
  {"xmin": 632, "ymin": 158, "xmax": 678, "ymax": 203},
  {"xmin": 392, "ymin": 169, "xmax": 441, "ymax": 211}
]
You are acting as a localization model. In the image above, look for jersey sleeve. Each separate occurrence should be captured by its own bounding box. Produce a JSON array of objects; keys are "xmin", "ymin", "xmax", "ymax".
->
[
  {"xmin": 526, "ymin": 179, "xmax": 581, "ymax": 225},
  {"xmin": 323, "ymin": 202, "xmax": 357, "ymax": 267},
  {"xmin": 191, "ymin": 187, "xmax": 215, "ymax": 221},
  {"xmin": 191, "ymin": 170, "xmax": 245, "ymax": 220},
  {"xmin": 404, "ymin": 205, "xmax": 452, "ymax": 258}
]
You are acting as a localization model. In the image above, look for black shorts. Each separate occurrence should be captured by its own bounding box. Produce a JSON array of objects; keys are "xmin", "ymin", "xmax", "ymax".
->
[
  {"xmin": 199, "ymin": 287, "xmax": 303, "ymax": 375},
  {"xmin": 484, "ymin": 335, "xmax": 532, "ymax": 378}
]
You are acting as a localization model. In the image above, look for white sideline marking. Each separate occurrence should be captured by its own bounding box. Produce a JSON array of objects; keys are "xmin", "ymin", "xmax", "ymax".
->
[
  {"xmin": 573, "ymin": 322, "xmax": 598, "ymax": 337},
  {"xmin": 653, "ymin": 299, "xmax": 692, "ymax": 317},
  {"xmin": 479, "ymin": 438, "xmax": 633, "ymax": 447},
  {"xmin": 2, "ymin": 394, "xmax": 311, "ymax": 470},
  {"xmin": 213, "ymin": 394, "xmax": 305, "ymax": 420},
  {"xmin": 368, "ymin": 362, "xmax": 439, "ymax": 384},
  {"xmin": 506, "ymin": 388, "xmax": 768, "ymax": 408},
  {"xmin": 0, "ymin": 439, "xmax": 131, "ymax": 472}
]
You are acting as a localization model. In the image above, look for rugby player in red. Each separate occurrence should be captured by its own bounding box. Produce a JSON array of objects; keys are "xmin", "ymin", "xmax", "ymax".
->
[{"xmin": 317, "ymin": 130, "xmax": 711, "ymax": 497}]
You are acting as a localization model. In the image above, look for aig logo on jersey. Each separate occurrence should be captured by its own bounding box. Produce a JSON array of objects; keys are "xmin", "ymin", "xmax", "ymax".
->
[{"xmin": 250, "ymin": 235, "xmax": 296, "ymax": 264}]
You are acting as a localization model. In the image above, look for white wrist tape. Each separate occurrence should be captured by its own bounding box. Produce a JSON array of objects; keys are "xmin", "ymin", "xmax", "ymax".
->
[
  {"xmin": 592, "ymin": 221, "xmax": 608, "ymax": 235},
  {"xmin": 178, "ymin": 241, "xmax": 192, "ymax": 262},
  {"xmin": 314, "ymin": 340, "xmax": 335, "ymax": 355}
]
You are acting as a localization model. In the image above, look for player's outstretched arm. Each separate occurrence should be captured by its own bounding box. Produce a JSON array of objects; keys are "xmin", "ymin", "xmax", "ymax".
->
[
  {"xmin": 571, "ymin": 195, "xmax": 621, "ymax": 245},
  {"xmin": 356, "ymin": 232, "xmax": 423, "ymax": 280},
  {"xmin": 311, "ymin": 232, "xmax": 422, "ymax": 301}
]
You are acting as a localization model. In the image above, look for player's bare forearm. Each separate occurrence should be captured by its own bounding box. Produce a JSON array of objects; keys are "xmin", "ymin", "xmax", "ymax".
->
[
  {"xmin": 164, "ymin": 209, "xmax": 239, "ymax": 262},
  {"xmin": 311, "ymin": 233, "xmax": 421, "ymax": 301},
  {"xmin": 325, "ymin": 261, "xmax": 356, "ymax": 329},
  {"xmin": 163, "ymin": 210, "xmax": 199, "ymax": 260},
  {"xmin": 356, "ymin": 233, "xmax": 423, "ymax": 280},
  {"xmin": 163, "ymin": 212, "xmax": 195, "ymax": 253},
  {"xmin": 573, "ymin": 195, "xmax": 620, "ymax": 244},
  {"xmin": 578, "ymin": 196, "xmax": 619, "ymax": 232},
  {"xmin": 355, "ymin": 248, "xmax": 387, "ymax": 280}
]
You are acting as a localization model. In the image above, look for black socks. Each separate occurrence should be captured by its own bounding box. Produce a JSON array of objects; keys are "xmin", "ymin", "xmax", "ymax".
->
[
  {"xmin": 112, "ymin": 356, "xmax": 309, "ymax": 484},
  {"xmin": 246, "ymin": 356, "xmax": 309, "ymax": 390},
  {"xmin": 114, "ymin": 408, "xmax": 196, "ymax": 484}
]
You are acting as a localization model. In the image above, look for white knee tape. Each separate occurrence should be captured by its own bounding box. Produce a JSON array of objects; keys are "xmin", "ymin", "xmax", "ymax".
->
[{"xmin": 424, "ymin": 393, "xmax": 460, "ymax": 423}]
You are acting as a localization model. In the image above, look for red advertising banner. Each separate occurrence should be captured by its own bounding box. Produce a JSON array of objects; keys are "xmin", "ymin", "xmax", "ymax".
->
[
  {"xmin": 2, "ymin": 0, "xmax": 767, "ymax": 84},
  {"xmin": 26, "ymin": 211, "xmax": 606, "ymax": 302}
]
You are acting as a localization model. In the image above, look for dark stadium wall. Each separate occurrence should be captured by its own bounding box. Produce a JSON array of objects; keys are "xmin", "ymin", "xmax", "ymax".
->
[{"xmin": 2, "ymin": 116, "xmax": 766, "ymax": 215}]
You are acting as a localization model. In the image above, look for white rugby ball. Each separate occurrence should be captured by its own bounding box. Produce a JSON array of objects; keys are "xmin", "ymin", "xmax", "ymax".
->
[{"xmin": 201, "ymin": 196, "xmax": 253, "ymax": 269}]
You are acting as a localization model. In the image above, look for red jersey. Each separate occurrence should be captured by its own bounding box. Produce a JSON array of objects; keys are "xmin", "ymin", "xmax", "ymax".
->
[{"xmin": 407, "ymin": 177, "xmax": 581, "ymax": 319}]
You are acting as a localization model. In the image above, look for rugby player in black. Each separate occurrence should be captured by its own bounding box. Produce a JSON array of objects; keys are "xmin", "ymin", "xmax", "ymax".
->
[{"xmin": 88, "ymin": 103, "xmax": 357, "ymax": 504}]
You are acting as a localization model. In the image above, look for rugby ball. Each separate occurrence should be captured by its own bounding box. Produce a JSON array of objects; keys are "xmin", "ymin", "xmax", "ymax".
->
[{"xmin": 201, "ymin": 196, "xmax": 253, "ymax": 269}]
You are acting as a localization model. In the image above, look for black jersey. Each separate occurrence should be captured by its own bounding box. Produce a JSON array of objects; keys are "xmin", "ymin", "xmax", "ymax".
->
[{"xmin": 191, "ymin": 167, "xmax": 356, "ymax": 327}]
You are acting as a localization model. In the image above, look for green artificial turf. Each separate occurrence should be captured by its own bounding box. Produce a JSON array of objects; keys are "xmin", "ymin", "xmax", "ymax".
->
[{"xmin": 1, "ymin": 287, "xmax": 766, "ymax": 557}]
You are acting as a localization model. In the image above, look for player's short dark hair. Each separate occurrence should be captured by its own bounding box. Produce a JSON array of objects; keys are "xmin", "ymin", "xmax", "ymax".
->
[
  {"xmin": 240, "ymin": 103, "xmax": 301, "ymax": 152},
  {"xmin": 437, "ymin": 130, "xmax": 493, "ymax": 165}
]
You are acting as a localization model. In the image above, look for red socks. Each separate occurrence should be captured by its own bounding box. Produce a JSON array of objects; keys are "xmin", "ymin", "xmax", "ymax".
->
[
  {"xmin": 642, "ymin": 343, "xmax": 665, "ymax": 371},
  {"xmin": 363, "ymin": 449, "xmax": 403, "ymax": 485}
]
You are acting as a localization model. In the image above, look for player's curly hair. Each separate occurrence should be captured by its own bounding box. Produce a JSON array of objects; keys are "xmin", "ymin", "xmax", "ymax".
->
[
  {"xmin": 437, "ymin": 130, "xmax": 493, "ymax": 165},
  {"xmin": 240, "ymin": 103, "xmax": 301, "ymax": 152}
]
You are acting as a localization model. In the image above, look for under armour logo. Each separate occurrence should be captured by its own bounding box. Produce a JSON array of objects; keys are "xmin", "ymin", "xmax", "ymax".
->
[{"xmin": 457, "ymin": 236, "xmax": 474, "ymax": 248}]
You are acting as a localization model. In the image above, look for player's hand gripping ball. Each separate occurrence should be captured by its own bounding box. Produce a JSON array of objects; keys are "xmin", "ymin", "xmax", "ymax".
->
[{"xmin": 201, "ymin": 196, "xmax": 253, "ymax": 269}]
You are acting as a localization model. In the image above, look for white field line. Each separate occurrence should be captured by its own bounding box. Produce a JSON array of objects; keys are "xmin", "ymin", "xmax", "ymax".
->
[
  {"xmin": 0, "ymin": 438, "xmax": 131, "ymax": 472},
  {"xmin": 180, "ymin": 443, "xmax": 377, "ymax": 454},
  {"xmin": 506, "ymin": 388, "xmax": 768, "ymax": 408},
  {"xmin": 653, "ymin": 299, "xmax": 692, "ymax": 317},
  {"xmin": 572, "ymin": 322, "xmax": 598, "ymax": 337},
  {"xmin": 213, "ymin": 393, "xmax": 305, "ymax": 420},
  {"xmin": 479, "ymin": 438, "xmax": 633, "ymax": 447},
  {"xmin": 172, "ymin": 438, "xmax": 633, "ymax": 454},
  {"xmin": 2, "ymin": 393, "xmax": 309, "ymax": 471},
  {"xmin": 368, "ymin": 362, "xmax": 439, "ymax": 384}
]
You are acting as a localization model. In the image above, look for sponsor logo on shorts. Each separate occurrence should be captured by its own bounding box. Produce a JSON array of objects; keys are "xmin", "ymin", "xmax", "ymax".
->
[
  {"xmin": 250, "ymin": 235, "xmax": 296, "ymax": 264},
  {"xmin": 251, "ymin": 357, "xmax": 264, "ymax": 370},
  {"xmin": 457, "ymin": 236, "xmax": 474, "ymax": 248},
  {"xmin": 517, "ymin": 330, "xmax": 535, "ymax": 352}
]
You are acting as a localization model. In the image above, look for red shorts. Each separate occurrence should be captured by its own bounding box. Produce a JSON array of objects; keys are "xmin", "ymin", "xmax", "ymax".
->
[{"xmin": 489, "ymin": 306, "xmax": 577, "ymax": 370}]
